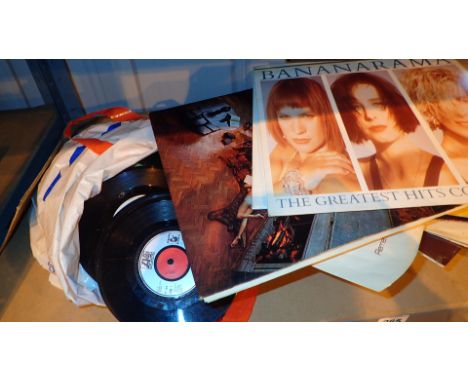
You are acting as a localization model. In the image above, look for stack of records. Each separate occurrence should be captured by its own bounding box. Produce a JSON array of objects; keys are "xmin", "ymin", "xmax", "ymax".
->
[
  {"xmin": 64, "ymin": 59, "xmax": 466, "ymax": 320},
  {"xmin": 78, "ymin": 153, "xmax": 246, "ymax": 321},
  {"xmin": 147, "ymin": 59, "xmax": 467, "ymax": 304}
]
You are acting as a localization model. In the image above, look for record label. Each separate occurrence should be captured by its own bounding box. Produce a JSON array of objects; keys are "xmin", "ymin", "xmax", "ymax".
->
[{"xmin": 138, "ymin": 230, "xmax": 195, "ymax": 298}]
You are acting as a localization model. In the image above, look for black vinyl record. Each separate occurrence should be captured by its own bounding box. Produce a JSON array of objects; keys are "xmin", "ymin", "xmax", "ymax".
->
[
  {"xmin": 95, "ymin": 194, "xmax": 233, "ymax": 322},
  {"xmin": 79, "ymin": 153, "xmax": 168, "ymax": 279}
]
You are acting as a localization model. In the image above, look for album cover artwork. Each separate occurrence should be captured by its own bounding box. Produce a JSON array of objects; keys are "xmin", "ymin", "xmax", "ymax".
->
[
  {"xmin": 150, "ymin": 91, "xmax": 314, "ymax": 297},
  {"xmin": 254, "ymin": 59, "xmax": 468, "ymax": 216},
  {"xmin": 419, "ymin": 231, "xmax": 463, "ymax": 267},
  {"xmin": 150, "ymin": 90, "xmax": 461, "ymax": 300}
]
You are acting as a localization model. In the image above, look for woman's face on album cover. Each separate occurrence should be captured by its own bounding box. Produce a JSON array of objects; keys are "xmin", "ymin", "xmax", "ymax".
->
[
  {"xmin": 351, "ymin": 83, "xmax": 403, "ymax": 145},
  {"xmin": 277, "ymin": 106, "xmax": 326, "ymax": 154},
  {"xmin": 435, "ymin": 83, "xmax": 468, "ymax": 139}
]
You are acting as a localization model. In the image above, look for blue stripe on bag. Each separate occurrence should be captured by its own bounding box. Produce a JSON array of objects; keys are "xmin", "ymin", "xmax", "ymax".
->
[
  {"xmin": 42, "ymin": 121, "xmax": 121, "ymax": 202},
  {"xmin": 42, "ymin": 172, "xmax": 62, "ymax": 202},
  {"xmin": 100, "ymin": 122, "xmax": 121, "ymax": 137},
  {"xmin": 69, "ymin": 145, "xmax": 86, "ymax": 165}
]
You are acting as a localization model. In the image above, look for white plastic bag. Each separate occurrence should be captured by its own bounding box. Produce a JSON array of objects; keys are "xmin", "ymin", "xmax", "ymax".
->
[{"xmin": 30, "ymin": 108, "xmax": 157, "ymax": 306}]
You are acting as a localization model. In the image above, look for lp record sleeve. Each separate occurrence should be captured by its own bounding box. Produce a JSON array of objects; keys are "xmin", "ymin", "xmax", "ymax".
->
[
  {"xmin": 95, "ymin": 193, "xmax": 234, "ymax": 322},
  {"xmin": 79, "ymin": 154, "xmax": 168, "ymax": 279}
]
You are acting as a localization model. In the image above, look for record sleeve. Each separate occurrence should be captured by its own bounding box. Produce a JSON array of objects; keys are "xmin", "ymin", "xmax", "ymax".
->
[
  {"xmin": 419, "ymin": 232, "xmax": 463, "ymax": 267},
  {"xmin": 149, "ymin": 90, "xmax": 463, "ymax": 301},
  {"xmin": 253, "ymin": 59, "xmax": 468, "ymax": 216}
]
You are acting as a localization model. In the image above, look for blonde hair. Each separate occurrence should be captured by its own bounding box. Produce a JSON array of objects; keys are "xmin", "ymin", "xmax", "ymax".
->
[{"xmin": 398, "ymin": 66, "xmax": 466, "ymax": 130}]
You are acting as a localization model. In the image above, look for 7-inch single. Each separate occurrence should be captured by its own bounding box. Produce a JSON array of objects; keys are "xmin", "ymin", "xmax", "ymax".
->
[
  {"xmin": 95, "ymin": 194, "xmax": 233, "ymax": 322},
  {"xmin": 79, "ymin": 153, "xmax": 168, "ymax": 278}
]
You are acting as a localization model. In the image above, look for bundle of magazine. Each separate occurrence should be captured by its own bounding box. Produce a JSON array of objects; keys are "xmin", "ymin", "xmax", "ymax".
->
[{"xmin": 149, "ymin": 59, "xmax": 468, "ymax": 302}]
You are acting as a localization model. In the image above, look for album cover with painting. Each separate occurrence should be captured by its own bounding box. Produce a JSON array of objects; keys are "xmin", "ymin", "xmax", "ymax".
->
[{"xmin": 149, "ymin": 90, "xmax": 461, "ymax": 301}]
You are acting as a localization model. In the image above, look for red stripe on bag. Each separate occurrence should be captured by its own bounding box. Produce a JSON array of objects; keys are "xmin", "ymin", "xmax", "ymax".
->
[
  {"xmin": 64, "ymin": 107, "xmax": 143, "ymax": 155},
  {"xmin": 72, "ymin": 138, "xmax": 114, "ymax": 155},
  {"xmin": 219, "ymin": 287, "xmax": 258, "ymax": 322}
]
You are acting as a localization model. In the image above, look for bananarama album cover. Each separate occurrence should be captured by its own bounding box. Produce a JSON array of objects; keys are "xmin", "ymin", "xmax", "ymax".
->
[
  {"xmin": 253, "ymin": 59, "xmax": 468, "ymax": 216},
  {"xmin": 150, "ymin": 89, "xmax": 461, "ymax": 300}
]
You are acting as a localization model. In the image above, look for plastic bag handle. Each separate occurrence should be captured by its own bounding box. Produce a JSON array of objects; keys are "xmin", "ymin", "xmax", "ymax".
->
[
  {"xmin": 64, "ymin": 107, "xmax": 142, "ymax": 138},
  {"xmin": 64, "ymin": 107, "xmax": 143, "ymax": 155}
]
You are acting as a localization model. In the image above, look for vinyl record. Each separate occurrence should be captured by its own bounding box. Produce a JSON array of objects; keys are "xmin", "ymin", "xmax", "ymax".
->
[
  {"xmin": 95, "ymin": 194, "xmax": 234, "ymax": 322},
  {"xmin": 79, "ymin": 153, "xmax": 168, "ymax": 279}
]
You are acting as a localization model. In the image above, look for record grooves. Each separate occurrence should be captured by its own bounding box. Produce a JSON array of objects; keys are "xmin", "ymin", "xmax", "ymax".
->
[
  {"xmin": 79, "ymin": 153, "xmax": 235, "ymax": 321},
  {"xmin": 95, "ymin": 193, "xmax": 233, "ymax": 322},
  {"xmin": 79, "ymin": 154, "xmax": 168, "ymax": 278}
]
